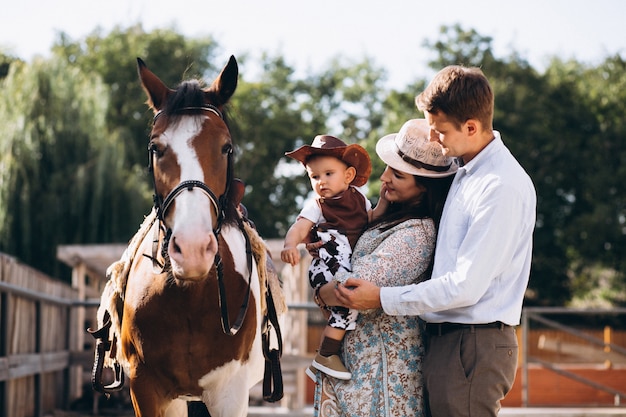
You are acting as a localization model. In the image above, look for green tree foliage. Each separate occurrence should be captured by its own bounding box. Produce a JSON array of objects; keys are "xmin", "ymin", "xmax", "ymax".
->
[
  {"xmin": 546, "ymin": 56, "xmax": 626, "ymax": 306},
  {"xmin": 0, "ymin": 58, "xmax": 149, "ymax": 276},
  {"xmin": 0, "ymin": 50, "xmax": 18, "ymax": 80},
  {"xmin": 423, "ymin": 24, "xmax": 498, "ymax": 69}
]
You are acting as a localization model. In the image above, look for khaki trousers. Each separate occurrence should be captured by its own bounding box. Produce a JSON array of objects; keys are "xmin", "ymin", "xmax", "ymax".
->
[{"xmin": 422, "ymin": 323, "xmax": 518, "ymax": 417}]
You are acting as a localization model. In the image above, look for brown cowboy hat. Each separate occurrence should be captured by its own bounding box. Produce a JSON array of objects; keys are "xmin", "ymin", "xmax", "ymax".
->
[{"xmin": 286, "ymin": 135, "xmax": 372, "ymax": 187}]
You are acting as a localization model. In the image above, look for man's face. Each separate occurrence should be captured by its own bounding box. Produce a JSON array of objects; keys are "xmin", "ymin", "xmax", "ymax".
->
[{"xmin": 424, "ymin": 111, "xmax": 466, "ymax": 159}]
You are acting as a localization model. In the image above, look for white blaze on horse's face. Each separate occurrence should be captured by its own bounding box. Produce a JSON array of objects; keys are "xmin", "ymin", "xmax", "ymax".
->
[{"xmin": 164, "ymin": 115, "xmax": 220, "ymax": 280}]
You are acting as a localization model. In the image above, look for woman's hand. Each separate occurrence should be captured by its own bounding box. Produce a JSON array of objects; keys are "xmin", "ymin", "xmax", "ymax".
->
[
  {"xmin": 335, "ymin": 278, "xmax": 382, "ymax": 309},
  {"xmin": 304, "ymin": 239, "xmax": 324, "ymax": 258},
  {"xmin": 370, "ymin": 183, "xmax": 391, "ymax": 222},
  {"xmin": 378, "ymin": 183, "xmax": 391, "ymax": 208}
]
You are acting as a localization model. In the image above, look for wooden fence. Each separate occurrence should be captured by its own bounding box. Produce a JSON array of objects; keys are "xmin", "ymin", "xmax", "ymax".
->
[
  {"xmin": 0, "ymin": 253, "xmax": 79, "ymax": 417},
  {"xmin": 2, "ymin": 247, "xmax": 626, "ymax": 416}
]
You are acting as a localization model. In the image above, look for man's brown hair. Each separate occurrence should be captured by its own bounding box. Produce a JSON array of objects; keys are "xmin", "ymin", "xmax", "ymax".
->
[{"xmin": 415, "ymin": 66, "xmax": 494, "ymax": 130}]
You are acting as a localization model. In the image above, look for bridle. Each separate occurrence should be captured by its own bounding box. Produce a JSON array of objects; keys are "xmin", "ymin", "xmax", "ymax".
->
[
  {"xmin": 149, "ymin": 104, "xmax": 230, "ymax": 233},
  {"xmin": 146, "ymin": 104, "xmax": 252, "ymax": 336}
]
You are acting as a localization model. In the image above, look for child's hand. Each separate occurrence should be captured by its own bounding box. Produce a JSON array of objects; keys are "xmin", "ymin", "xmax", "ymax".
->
[{"xmin": 281, "ymin": 247, "xmax": 300, "ymax": 266}]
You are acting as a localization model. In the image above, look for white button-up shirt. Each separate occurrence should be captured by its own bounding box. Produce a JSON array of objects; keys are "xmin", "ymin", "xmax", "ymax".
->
[{"xmin": 380, "ymin": 132, "xmax": 536, "ymax": 326}]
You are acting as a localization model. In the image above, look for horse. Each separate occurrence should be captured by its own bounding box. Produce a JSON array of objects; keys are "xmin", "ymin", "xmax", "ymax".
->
[{"xmin": 89, "ymin": 56, "xmax": 285, "ymax": 417}]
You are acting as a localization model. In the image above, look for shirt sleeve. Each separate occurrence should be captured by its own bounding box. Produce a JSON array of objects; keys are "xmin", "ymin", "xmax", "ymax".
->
[
  {"xmin": 381, "ymin": 181, "xmax": 530, "ymax": 316},
  {"xmin": 298, "ymin": 197, "xmax": 323, "ymax": 224}
]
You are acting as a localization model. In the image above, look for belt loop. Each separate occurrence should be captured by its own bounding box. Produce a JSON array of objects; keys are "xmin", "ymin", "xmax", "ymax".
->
[
  {"xmin": 469, "ymin": 325, "xmax": 476, "ymax": 334},
  {"xmin": 499, "ymin": 321, "xmax": 505, "ymax": 331},
  {"xmin": 437, "ymin": 324, "xmax": 442, "ymax": 336}
]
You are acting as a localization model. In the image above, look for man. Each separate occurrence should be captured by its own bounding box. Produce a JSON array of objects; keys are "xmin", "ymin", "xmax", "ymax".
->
[{"xmin": 335, "ymin": 65, "xmax": 537, "ymax": 416}]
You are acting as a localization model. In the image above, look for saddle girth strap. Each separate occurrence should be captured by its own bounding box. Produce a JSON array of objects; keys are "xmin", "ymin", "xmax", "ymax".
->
[{"xmin": 262, "ymin": 279, "xmax": 284, "ymax": 402}]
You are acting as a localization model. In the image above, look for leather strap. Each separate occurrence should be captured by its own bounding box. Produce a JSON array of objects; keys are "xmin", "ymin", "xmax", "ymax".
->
[{"xmin": 262, "ymin": 280, "xmax": 284, "ymax": 402}]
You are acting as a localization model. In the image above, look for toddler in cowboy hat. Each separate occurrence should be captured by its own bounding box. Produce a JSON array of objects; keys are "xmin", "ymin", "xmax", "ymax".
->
[{"xmin": 281, "ymin": 135, "xmax": 372, "ymax": 380}]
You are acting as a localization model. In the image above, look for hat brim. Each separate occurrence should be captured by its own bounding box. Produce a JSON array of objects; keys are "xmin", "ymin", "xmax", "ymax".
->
[
  {"xmin": 285, "ymin": 145, "xmax": 344, "ymax": 164},
  {"xmin": 376, "ymin": 134, "xmax": 458, "ymax": 178},
  {"xmin": 286, "ymin": 143, "xmax": 372, "ymax": 187}
]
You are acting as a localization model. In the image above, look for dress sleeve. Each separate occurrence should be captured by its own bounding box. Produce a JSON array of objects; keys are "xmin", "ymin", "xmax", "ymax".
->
[{"xmin": 335, "ymin": 219, "xmax": 436, "ymax": 287}]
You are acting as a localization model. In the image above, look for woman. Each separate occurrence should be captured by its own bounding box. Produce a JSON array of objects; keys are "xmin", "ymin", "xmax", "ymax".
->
[{"xmin": 310, "ymin": 119, "xmax": 457, "ymax": 417}]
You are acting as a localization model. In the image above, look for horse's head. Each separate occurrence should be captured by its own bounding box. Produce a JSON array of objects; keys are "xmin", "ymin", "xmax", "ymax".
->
[{"xmin": 137, "ymin": 56, "xmax": 239, "ymax": 281}]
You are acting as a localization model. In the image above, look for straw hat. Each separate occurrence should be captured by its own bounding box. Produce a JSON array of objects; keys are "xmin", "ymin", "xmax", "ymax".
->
[{"xmin": 375, "ymin": 119, "xmax": 458, "ymax": 178}]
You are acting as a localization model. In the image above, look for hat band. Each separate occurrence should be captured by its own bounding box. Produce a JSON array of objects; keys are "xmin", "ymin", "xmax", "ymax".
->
[{"xmin": 395, "ymin": 145, "xmax": 452, "ymax": 173}]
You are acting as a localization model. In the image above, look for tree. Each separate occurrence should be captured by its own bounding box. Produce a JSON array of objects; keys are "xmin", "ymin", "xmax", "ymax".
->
[
  {"xmin": 422, "ymin": 24, "xmax": 498, "ymax": 70},
  {"xmin": 546, "ymin": 56, "xmax": 626, "ymax": 306},
  {"xmin": 0, "ymin": 57, "xmax": 148, "ymax": 276},
  {"xmin": 0, "ymin": 50, "xmax": 18, "ymax": 80}
]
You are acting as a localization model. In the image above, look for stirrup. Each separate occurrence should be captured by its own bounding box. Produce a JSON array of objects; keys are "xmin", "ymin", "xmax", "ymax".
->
[{"xmin": 88, "ymin": 311, "xmax": 125, "ymax": 398}]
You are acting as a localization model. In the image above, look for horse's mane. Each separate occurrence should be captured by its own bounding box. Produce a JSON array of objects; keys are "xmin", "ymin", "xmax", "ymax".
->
[{"xmin": 165, "ymin": 80, "xmax": 240, "ymax": 226}]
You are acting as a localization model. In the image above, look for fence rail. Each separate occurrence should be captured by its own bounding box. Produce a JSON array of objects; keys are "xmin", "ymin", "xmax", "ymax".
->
[{"xmin": 521, "ymin": 307, "xmax": 626, "ymax": 407}]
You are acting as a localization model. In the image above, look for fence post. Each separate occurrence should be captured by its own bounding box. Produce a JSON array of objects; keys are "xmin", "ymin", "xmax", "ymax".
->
[
  {"xmin": 69, "ymin": 263, "xmax": 87, "ymax": 401},
  {"xmin": 1, "ymin": 291, "xmax": 8, "ymax": 417},
  {"xmin": 35, "ymin": 300, "xmax": 43, "ymax": 417}
]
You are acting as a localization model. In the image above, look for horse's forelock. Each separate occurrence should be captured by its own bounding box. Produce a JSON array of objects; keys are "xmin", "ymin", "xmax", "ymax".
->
[
  {"xmin": 165, "ymin": 80, "xmax": 231, "ymax": 125},
  {"xmin": 166, "ymin": 80, "xmax": 205, "ymax": 115}
]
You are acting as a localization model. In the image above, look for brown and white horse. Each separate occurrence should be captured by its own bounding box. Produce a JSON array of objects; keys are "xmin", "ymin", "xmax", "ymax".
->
[{"xmin": 90, "ymin": 56, "xmax": 283, "ymax": 417}]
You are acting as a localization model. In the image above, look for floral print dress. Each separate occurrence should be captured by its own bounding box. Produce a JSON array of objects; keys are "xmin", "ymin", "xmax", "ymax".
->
[{"xmin": 313, "ymin": 218, "xmax": 436, "ymax": 417}]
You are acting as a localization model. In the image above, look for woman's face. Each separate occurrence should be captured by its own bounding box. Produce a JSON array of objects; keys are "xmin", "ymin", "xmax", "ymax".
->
[{"xmin": 379, "ymin": 166, "xmax": 426, "ymax": 204}]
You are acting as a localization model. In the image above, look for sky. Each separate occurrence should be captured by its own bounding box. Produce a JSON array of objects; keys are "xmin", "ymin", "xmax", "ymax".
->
[{"xmin": 1, "ymin": 0, "xmax": 625, "ymax": 89}]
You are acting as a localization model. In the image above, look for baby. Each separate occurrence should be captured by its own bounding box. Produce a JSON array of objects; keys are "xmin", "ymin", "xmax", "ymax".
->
[{"xmin": 281, "ymin": 135, "xmax": 372, "ymax": 380}]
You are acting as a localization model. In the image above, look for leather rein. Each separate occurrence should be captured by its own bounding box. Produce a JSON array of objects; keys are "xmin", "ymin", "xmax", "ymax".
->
[{"xmin": 146, "ymin": 105, "xmax": 252, "ymax": 336}]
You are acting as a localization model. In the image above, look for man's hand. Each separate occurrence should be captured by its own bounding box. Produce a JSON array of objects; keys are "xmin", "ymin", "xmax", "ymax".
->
[{"xmin": 335, "ymin": 278, "xmax": 382, "ymax": 309}]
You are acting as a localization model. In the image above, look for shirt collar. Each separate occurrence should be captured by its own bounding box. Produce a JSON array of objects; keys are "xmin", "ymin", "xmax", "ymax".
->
[{"xmin": 457, "ymin": 131, "xmax": 502, "ymax": 175}]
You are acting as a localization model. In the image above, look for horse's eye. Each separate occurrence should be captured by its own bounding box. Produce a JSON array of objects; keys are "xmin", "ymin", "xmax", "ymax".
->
[
  {"xmin": 149, "ymin": 141, "xmax": 165, "ymax": 158},
  {"xmin": 222, "ymin": 143, "xmax": 233, "ymax": 155}
]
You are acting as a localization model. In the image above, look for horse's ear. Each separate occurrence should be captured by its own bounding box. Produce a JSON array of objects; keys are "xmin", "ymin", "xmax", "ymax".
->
[
  {"xmin": 208, "ymin": 55, "xmax": 238, "ymax": 105},
  {"xmin": 137, "ymin": 57, "xmax": 173, "ymax": 112}
]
